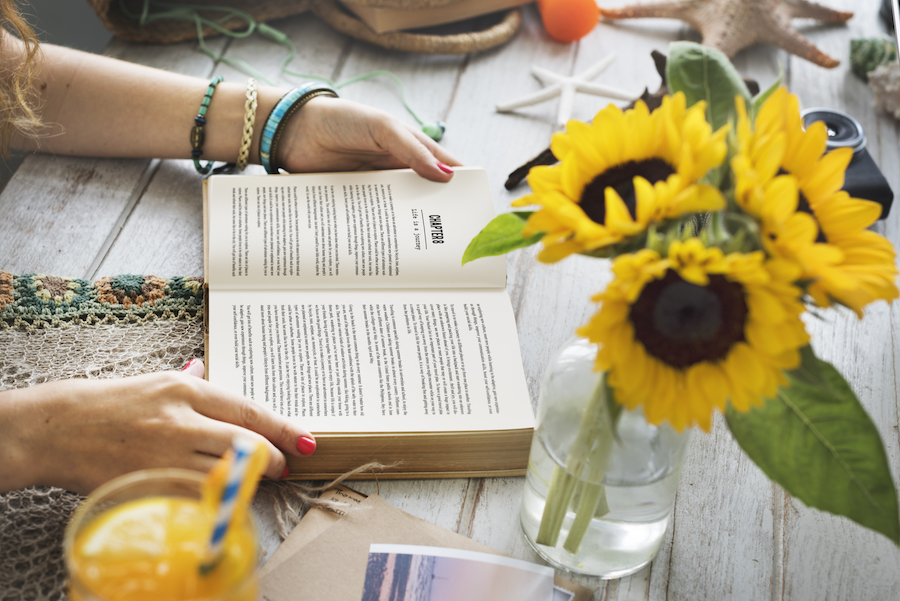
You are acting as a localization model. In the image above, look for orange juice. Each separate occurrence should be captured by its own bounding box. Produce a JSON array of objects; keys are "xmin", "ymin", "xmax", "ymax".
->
[{"xmin": 65, "ymin": 469, "xmax": 258, "ymax": 601}]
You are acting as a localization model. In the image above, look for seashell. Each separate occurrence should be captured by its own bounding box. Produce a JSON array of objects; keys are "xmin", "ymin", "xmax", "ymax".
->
[
  {"xmin": 868, "ymin": 61, "xmax": 900, "ymax": 120},
  {"xmin": 850, "ymin": 37, "xmax": 897, "ymax": 81}
]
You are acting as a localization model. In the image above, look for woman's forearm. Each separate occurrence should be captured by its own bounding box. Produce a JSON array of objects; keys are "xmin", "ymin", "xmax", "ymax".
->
[
  {"xmin": 8, "ymin": 40, "xmax": 281, "ymax": 165},
  {"xmin": 3, "ymin": 32, "xmax": 457, "ymax": 180}
]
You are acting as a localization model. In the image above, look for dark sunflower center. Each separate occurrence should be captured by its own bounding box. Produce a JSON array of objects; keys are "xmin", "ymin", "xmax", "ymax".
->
[
  {"xmin": 777, "ymin": 168, "xmax": 827, "ymax": 243},
  {"xmin": 580, "ymin": 158, "xmax": 675, "ymax": 224},
  {"xmin": 629, "ymin": 270, "xmax": 748, "ymax": 369}
]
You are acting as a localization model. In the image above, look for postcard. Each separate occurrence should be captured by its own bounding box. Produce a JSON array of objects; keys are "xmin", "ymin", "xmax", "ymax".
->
[{"xmin": 361, "ymin": 544, "xmax": 555, "ymax": 601}]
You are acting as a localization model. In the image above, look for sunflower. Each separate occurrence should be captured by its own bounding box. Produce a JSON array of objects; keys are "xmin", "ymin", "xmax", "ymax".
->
[
  {"xmin": 732, "ymin": 87, "xmax": 898, "ymax": 316},
  {"xmin": 513, "ymin": 93, "xmax": 728, "ymax": 263},
  {"xmin": 578, "ymin": 239, "xmax": 809, "ymax": 431}
]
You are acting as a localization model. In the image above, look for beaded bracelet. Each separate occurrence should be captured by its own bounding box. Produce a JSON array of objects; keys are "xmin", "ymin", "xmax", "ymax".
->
[
  {"xmin": 259, "ymin": 82, "xmax": 338, "ymax": 174},
  {"xmin": 191, "ymin": 76, "xmax": 224, "ymax": 175},
  {"xmin": 236, "ymin": 78, "xmax": 258, "ymax": 171}
]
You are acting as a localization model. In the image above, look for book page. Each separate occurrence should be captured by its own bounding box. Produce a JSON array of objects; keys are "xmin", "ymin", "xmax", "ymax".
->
[
  {"xmin": 206, "ymin": 167, "xmax": 505, "ymax": 291},
  {"xmin": 207, "ymin": 288, "xmax": 534, "ymax": 434}
]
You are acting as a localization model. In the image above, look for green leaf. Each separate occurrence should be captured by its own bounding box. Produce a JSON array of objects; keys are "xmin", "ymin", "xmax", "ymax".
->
[
  {"xmin": 666, "ymin": 41, "xmax": 752, "ymax": 131},
  {"xmin": 725, "ymin": 347, "xmax": 900, "ymax": 544},
  {"xmin": 461, "ymin": 212, "xmax": 542, "ymax": 264},
  {"xmin": 750, "ymin": 63, "xmax": 784, "ymax": 120}
]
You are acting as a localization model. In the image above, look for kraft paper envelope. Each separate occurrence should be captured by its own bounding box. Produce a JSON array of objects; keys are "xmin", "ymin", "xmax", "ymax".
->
[
  {"xmin": 259, "ymin": 485, "xmax": 367, "ymax": 579},
  {"xmin": 259, "ymin": 487, "xmax": 593, "ymax": 601}
]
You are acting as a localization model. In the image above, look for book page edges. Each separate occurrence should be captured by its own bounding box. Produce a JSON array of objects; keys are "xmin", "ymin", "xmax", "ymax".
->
[
  {"xmin": 285, "ymin": 427, "xmax": 533, "ymax": 479},
  {"xmin": 202, "ymin": 179, "xmax": 210, "ymax": 380}
]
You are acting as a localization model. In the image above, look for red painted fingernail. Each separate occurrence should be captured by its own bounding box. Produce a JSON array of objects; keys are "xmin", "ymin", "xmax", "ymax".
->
[
  {"xmin": 437, "ymin": 162, "xmax": 454, "ymax": 174},
  {"xmin": 281, "ymin": 465, "xmax": 290, "ymax": 480},
  {"xmin": 296, "ymin": 436, "xmax": 316, "ymax": 456},
  {"xmin": 181, "ymin": 358, "xmax": 199, "ymax": 371}
]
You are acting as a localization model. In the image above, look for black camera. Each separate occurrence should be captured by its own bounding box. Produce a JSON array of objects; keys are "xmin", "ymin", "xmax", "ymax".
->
[
  {"xmin": 881, "ymin": 0, "xmax": 896, "ymax": 32},
  {"xmin": 801, "ymin": 108, "xmax": 894, "ymax": 219}
]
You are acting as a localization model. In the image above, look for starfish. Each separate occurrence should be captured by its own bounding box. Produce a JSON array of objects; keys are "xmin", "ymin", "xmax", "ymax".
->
[
  {"xmin": 600, "ymin": 0, "xmax": 853, "ymax": 69},
  {"xmin": 495, "ymin": 54, "xmax": 636, "ymax": 127}
]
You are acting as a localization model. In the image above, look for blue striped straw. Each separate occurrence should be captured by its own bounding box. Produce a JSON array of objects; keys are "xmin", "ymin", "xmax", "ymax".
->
[{"xmin": 201, "ymin": 435, "xmax": 256, "ymax": 574}]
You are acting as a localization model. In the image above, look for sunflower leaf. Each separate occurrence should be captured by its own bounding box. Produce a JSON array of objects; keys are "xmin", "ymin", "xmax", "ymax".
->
[
  {"xmin": 666, "ymin": 41, "xmax": 752, "ymax": 131},
  {"xmin": 461, "ymin": 212, "xmax": 542, "ymax": 264},
  {"xmin": 725, "ymin": 347, "xmax": 900, "ymax": 544}
]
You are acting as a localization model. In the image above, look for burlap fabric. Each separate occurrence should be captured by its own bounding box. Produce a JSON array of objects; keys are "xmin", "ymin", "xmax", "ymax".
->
[{"xmin": 86, "ymin": 0, "xmax": 521, "ymax": 53}]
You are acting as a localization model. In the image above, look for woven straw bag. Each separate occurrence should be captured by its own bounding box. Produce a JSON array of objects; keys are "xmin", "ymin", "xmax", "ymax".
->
[{"xmin": 86, "ymin": 0, "xmax": 521, "ymax": 53}]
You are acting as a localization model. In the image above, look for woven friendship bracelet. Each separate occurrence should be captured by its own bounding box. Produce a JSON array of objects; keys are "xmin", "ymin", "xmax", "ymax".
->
[
  {"xmin": 259, "ymin": 82, "xmax": 339, "ymax": 174},
  {"xmin": 236, "ymin": 78, "xmax": 258, "ymax": 171},
  {"xmin": 191, "ymin": 76, "xmax": 225, "ymax": 175}
]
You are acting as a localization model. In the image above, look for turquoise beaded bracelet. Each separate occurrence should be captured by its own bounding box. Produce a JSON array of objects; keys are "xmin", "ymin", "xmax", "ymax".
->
[
  {"xmin": 191, "ymin": 76, "xmax": 224, "ymax": 175},
  {"xmin": 259, "ymin": 82, "xmax": 338, "ymax": 174}
]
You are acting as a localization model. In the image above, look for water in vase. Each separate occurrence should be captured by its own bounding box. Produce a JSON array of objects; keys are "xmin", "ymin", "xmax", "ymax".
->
[{"xmin": 520, "ymin": 418, "xmax": 689, "ymax": 579}]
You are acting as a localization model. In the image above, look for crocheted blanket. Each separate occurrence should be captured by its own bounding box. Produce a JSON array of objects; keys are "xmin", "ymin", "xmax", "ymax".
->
[{"xmin": 0, "ymin": 272, "xmax": 205, "ymax": 601}]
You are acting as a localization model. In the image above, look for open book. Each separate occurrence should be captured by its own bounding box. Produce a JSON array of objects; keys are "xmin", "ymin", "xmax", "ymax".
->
[{"xmin": 203, "ymin": 167, "xmax": 534, "ymax": 478}]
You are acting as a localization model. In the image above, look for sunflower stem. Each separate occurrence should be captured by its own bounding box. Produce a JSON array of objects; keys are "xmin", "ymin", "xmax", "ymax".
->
[
  {"xmin": 537, "ymin": 465, "xmax": 579, "ymax": 546},
  {"xmin": 563, "ymin": 393, "xmax": 615, "ymax": 553},
  {"xmin": 564, "ymin": 481, "xmax": 608, "ymax": 553},
  {"xmin": 535, "ymin": 373, "xmax": 615, "ymax": 550}
]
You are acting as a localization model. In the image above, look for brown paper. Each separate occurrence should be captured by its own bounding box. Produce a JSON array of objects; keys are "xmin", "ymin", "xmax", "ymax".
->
[
  {"xmin": 258, "ymin": 485, "xmax": 367, "ymax": 579},
  {"xmin": 259, "ymin": 489, "xmax": 592, "ymax": 601}
]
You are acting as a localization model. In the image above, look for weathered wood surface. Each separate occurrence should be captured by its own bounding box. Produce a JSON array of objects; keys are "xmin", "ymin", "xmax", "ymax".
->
[{"xmin": 1, "ymin": 1, "xmax": 898, "ymax": 598}]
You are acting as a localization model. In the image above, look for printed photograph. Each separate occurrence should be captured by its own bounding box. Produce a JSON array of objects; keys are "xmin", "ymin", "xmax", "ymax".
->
[
  {"xmin": 553, "ymin": 586, "xmax": 575, "ymax": 601},
  {"xmin": 360, "ymin": 544, "xmax": 554, "ymax": 601}
]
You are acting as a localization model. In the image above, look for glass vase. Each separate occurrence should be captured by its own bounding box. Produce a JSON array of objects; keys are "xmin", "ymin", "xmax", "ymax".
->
[{"xmin": 520, "ymin": 337, "xmax": 691, "ymax": 579}]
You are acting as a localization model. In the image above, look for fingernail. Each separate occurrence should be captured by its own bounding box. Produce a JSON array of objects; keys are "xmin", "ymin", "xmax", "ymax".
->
[
  {"xmin": 181, "ymin": 358, "xmax": 199, "ymax": 371},
  {"xmin": 296, "ymin": 436, "xmax": 316, "ymax": 456},
  {"xmin": 437, "ymin": 162, "xmax": 454, "ymax": 174},
  {"xmin": 281, "ymin": 465, "xmax": 290, "ymax": 480}
]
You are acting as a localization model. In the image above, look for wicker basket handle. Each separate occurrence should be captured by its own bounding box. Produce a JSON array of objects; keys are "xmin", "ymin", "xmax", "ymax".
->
[{"xmin": 311, "ymin": 0, "xmax": 522, "ymax": 54}]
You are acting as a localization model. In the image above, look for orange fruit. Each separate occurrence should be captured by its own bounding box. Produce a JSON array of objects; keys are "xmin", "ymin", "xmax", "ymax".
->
[{"xmin": 538, "ymin": 0, "xmax": 600, "ymax": 43}]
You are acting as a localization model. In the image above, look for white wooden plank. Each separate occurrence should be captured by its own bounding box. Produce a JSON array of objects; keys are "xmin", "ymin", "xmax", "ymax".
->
[
  {"xmin": 350, "ymin": 478, "xmax": 474, "ymax": 533},
  {"xmin": 0, "ymin": 36, "xmax": 229, "ymax": 279},
  {"xmin": 667, "ymin": 419, "xmax": 778, "ymax": 601},
  {"xmin": 96, "ymin": 159, "xmax": 209, "ymax": 277},
  {"xmin": 0, "ymin": 156, "xmax": 148, "ymax": 276}
]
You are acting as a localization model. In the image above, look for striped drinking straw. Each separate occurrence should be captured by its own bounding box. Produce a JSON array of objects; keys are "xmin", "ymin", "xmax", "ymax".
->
[{"xmin": 200, "ymin": 435, "xmax": 256, "ymax": 574}]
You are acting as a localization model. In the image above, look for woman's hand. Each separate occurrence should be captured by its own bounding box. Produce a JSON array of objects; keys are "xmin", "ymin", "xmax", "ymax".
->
[
  {"xmin": 275, "ymin": 97, "xmax": 461, "ymax": 182},
  {"xmin": 0, "ymin": 360, "xmax": 315, "ymax": 495}
]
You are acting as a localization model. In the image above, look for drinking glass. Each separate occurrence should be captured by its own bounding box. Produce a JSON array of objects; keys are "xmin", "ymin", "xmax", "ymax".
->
[{"xmin": 64, "ymin": 468, "xmax": 258, "ymax": 601}]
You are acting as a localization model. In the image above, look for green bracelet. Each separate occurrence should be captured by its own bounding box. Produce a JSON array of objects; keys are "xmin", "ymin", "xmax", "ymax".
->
[{"xmin": 191, "ymin": 76, "xmax": 224, "ymax": 175}]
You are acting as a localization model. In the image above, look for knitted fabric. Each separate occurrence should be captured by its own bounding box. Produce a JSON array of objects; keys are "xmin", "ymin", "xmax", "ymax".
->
[
  {"xmin": 0, "ymin": 272, "xmax": 328, "ymax": 600},
  {"xmin": 0, "ymin": 272, "xmax": 204, "ymax": 601}
]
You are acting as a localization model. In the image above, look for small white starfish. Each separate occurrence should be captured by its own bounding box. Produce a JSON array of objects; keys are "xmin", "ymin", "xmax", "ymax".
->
[{"xmin": 495, "ymin": 54, "xmax": 635, "ymax": 127}]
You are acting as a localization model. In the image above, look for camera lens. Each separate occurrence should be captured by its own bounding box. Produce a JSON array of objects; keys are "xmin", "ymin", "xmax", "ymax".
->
[{"xmin": 800, "ymin": 108, "xmax": 867, "ymax": 154}]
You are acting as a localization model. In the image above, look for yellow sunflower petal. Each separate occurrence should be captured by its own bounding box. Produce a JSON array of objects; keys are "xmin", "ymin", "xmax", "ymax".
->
[
  {"xmin": 802, "ymin": 147, "xmax": 853, "ymax": 200},
  {"xmin": 536, "ymin": 239, "xmax": 583, "ymax": 263}
]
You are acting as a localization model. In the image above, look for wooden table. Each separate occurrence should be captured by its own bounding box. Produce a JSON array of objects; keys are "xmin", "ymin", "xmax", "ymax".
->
[{"xmin": 2, "ymin": 2, "xmax": 898, "ymax": 599}]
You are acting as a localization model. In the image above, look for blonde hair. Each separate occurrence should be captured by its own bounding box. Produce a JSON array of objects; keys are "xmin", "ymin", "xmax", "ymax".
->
[{"xmin": 0, "ymin": 0, "xmax": 42, "ymax": 156}]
